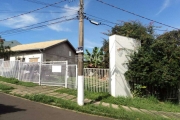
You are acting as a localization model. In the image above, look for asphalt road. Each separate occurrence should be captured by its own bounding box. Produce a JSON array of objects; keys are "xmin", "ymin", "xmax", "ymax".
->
[{"xmin": 0, "ymin": 93, "xmax": 113, "ymax": 120}]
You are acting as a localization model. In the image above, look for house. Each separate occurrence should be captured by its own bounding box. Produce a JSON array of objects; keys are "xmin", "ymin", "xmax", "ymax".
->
[
  {"xmin": 4, "ymin": 40, "xmax": 21, "ymax": 47},
  {"xmin": 10, "ymin": 39, "xmax": 77, "ymax": 64}
]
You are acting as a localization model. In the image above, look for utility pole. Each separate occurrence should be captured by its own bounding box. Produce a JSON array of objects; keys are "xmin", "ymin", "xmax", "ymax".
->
[{"xmin": 77, "ymin": 0, "xmax": 84, "ymax": 106}]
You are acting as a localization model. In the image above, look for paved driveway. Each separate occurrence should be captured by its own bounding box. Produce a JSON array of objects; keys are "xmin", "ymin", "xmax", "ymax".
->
[{"xmin": 0, "ymin": 93, "xmax": 113, "ymax": 120}]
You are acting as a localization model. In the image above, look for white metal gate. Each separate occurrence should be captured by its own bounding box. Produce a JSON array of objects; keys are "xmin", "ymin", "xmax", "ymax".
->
[{"xmin": 40, "ymin": 61, "xmax": 68, "ymax": 87}]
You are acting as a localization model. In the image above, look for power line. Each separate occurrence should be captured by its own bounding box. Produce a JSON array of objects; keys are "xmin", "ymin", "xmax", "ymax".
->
[
  {"xmin": 0, "ymin": 14, "xmax": 77, "ymax": 35},
  {"xmin": 85, "ymin": 13, "xmax": 121, "ymax": 25},
  {"xmin": 24, "ymin": 0, "xmax": 78, "ymax": 11},
  {"xmin": 96, "ymin": 0, "xmax": 179, "ymax": 30},
  {"xmin": 0, "ymin": 0, "xmax": 67, "ymax": 22},
  {"xmin": 85, "ymin": 15, "xmax": 168, "ymax": 32},
  {"xmin": 1, "ymin": 17, "xmax": 78, "ymax": 37},
  {"xmin": 0, "ymin": 10, "xmax": 71, "ymax": 14}
]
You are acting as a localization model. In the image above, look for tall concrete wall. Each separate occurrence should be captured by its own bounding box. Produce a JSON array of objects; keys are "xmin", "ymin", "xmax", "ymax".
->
[{"xmin": 109, "ymin": 35, "xmax": 140, "ymax": 97}]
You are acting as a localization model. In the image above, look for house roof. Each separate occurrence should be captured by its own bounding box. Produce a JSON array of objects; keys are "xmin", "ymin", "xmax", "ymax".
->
[
  {"xmin": 4, "ymin": 40, "xmax": 21, "ymax": 47},
  {"xmin": 11, "ymin": 39, "xmax": 67, "ymax": 51}
]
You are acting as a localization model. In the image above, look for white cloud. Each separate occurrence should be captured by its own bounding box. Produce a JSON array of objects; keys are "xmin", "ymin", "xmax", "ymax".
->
[
  {"xmin": 0, "ymin": 14, "xmax": 38, "ymax": 28},
  {"xmin": 156, "ymin": 0, "xmax": 170, "ymax": 15},
  {"xmin": 84, "ymin": 39, "xmax": 102, "ymax": 49},
  {"xmin": 47, "ymin": 4, "xmax": 78, "ymax": 32}
]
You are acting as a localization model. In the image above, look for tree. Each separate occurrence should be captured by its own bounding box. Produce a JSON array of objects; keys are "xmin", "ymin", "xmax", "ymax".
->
[
  {"xmin": 101, "ymin": 21, "xmax": 154, "ymax": 68},
  {"xmin": 101, "ymin": 39, "xmax": 109, "ymax": 68},
  {"xmin": 125, "ymin": 30, "xmax": 180, "ymax": 100},
  {"xmin": 84, "ymin": 47, "xmax": 104, "ymax": 68},
  {"xmin": 0, "ymin": 37, "xmax": 14, "ymax": 60}
]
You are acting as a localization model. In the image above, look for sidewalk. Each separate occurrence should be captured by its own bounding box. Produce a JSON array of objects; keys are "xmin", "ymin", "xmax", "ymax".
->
[{"xmin": 1, "ymin": 81, "xmax": 180, "ymax": 119}]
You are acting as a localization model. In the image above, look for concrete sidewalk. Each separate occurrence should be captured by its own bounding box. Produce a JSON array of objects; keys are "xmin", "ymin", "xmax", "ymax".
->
[{"xmin": 1, "ymin": 81, "xmax": 180, "ymax": 119}]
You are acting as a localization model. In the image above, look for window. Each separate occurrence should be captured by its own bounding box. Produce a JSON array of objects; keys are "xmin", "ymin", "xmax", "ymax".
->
[
  {"xmin": 69, "ymin": 51, "xmax": 71, "ymax": 56},
  {"xmin": 22, "ymin": 57, "xmax": 25, "ymax": 62}
]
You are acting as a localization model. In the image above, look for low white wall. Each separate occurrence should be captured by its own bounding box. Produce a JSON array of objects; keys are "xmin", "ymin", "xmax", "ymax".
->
[
  {"xmin": 10, "ymin": 53, "xmax": 42, "ymax": 62},
  {"xmin": 109, "ymin": 35, "xmax": 140, "ymax": 97}
]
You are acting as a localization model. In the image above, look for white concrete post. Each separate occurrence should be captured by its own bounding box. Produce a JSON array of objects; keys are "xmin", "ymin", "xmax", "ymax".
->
[
  {"xmin": 65, "ymin": 61, "xmax": 68, "ymax": 88},
  {"xmin": 77, "ymin": 75, "xmax": 84, "ymax": 106},
  {"xmin": 109, "ymin": 35, "xmax": 140, "ymax": 97}
]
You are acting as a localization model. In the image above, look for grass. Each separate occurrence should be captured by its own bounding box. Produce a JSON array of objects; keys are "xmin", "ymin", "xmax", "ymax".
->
[
  {"xmin": 0, "ymin": 76, "xmax": 38, "ymax": 87},
  {"xmin": 0, "ymin": 83, "xmax": 14, "ymax": 93},
  {"xmin": 56, "ymin": 88, "xmax": 180, "ymax": 113},
  {"xmin": 23, "ymin": 94, "xmax": 168, "ymax": 120},
  {"xmin": 101, "ymin": 96, "xmax": 180, "ymax": 113}
]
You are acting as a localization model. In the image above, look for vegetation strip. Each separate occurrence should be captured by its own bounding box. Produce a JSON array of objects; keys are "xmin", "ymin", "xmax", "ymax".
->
[
  {"xmin": 56, "ymin": 88, "xmax": 180, "ymax": 113},
  {"xmin": 0, "ymin": 76, "xmax": 38, "ymax": 87},
  {"xmin": 22, "ymin": 94, "xmax": 168, "ymax": 120}
]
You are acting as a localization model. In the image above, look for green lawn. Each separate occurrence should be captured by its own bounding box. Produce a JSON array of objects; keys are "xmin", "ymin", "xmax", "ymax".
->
[
  {"xmin": 0, "ymin": 76, "xmax": 38, "ymax": 87},
  {"xmin": 56, "ymin": 88, "xmax": 180, "ymax": 113},
  {"xmin": 23, "ymin": 94, "xmax": 168, "ymax": 120},
  {"xmin": 0, "ymin": 83, "xmax": 14, "ymax": 92}
]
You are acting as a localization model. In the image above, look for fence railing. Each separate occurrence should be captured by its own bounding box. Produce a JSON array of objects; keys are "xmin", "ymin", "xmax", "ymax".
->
[
  {"xmin": 0, "ymin": 59, "xmax": 110, "ymax": 93},
  {"xmin": 84, "ymin": 68, "xmax": 109, "ymax": 93}
]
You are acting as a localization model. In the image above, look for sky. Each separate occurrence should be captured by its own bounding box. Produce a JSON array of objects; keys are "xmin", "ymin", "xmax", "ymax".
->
[{"xmin": 0, "ymin": 0, "xmax": 180, "ymax": 52}]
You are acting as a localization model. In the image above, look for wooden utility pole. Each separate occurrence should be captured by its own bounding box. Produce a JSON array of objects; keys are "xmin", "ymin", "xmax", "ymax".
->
[{"xmin": 77, "ymin": 0, "xmax": 84, "ymax": 106}]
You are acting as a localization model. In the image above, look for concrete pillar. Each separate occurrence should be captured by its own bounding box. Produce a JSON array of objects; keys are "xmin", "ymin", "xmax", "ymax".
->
[{"xmin": 109, "ymin": 35, "xmax": 140, "ymax": 97}]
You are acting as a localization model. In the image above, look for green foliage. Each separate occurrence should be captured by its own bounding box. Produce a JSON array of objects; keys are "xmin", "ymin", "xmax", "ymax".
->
[
  {"xmin": 125, "ymin": 30, "xmax": 180, "ymax": 100},
  {"xmin": 0, "ymin": 76, "xmax": 38, "ymax": 87},
  {"xmin": 110, "ymin": 21, "xmax": 154, "ymax": 42},
  {"xmin": 0, "ymin": 37, "xmax": 14, "ymax": 60},
  {"xmin": 132, "ymin": 84, "xmax": 147, "ymax": 97},
  {"xmin": 0, "ymin": 83, "xmax": 14, "ymax": 91},
  {"xmin": 24, "ymin": 94, "xmax": 55, "ymax": 104},
  {"xmin": 101, "ymin": 39, "xmax": 109, "ymax": 68},
  {"xmin": 101, "ymin": 21, "xmax": 154, "ymax": 68},
  {"xmin": 84, "ymin": 47, "xmax": 104, "ymax": 68}
]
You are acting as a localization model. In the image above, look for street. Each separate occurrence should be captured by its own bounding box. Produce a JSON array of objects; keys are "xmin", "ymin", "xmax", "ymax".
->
[{"xmin": 0, "ymin": 93, "xmax": 113, "ymax": 120}]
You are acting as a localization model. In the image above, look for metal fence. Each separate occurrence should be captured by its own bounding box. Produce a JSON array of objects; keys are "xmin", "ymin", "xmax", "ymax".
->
[
  {"xmin": 0, "ymin": 60, "xmax": 110, "ymax": 93},
  {"xmin": 84, "ymin": 68, "xmax": 109, "ymax": 93},
  {"xmin": 1, "ymin": 60, "xmax": 20, "ymax": 79},
  {"xmin": 19, "ymin": 62, "xmax": 40, "ymax": 83},
  {"xmin": 0, "ymin": 59, "xmax": 4, "ymax": 76},
  {"xmin": 0, "ymin": 60, "xmax": 70, "ymax": 88},
  {"xmin": 68, "ymin": 64, "xmax": 77, "ymax": 89}
]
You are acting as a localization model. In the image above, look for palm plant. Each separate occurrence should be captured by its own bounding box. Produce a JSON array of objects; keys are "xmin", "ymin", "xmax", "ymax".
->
[{"xmin": 84, "ymin": 47, "xmax": 104, "ymax": 68}]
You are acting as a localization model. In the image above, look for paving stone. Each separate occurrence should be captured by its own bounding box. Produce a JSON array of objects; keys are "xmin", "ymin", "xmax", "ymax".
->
[
  {"xmin": 55, "ymin": 93, "xmax": 68, "ymax": 98},
  {"xmin": 158, "ymin": 111, "xmax": 178, "ymax": 119},
  {"xmin": 111, "ymin": 104, "xmax": 119, "ymax": 109},
  {"xmin": 140, "ymin": 109, "xmax": 154, "ymax": 115},
  {"xmin": 101, "ymin": 102, "xmax": 110, "ymax": 107},
  {"xmin": 84, "ymin": 99, "xmax": 92, "ymax": 103},
  {"xmin": 93, "ymin": 101, "xmax": 101, "ymax": 106},
  {"xmin": 71, "ymin": 98, "xmax": 77, "ymax": 102},
  {"xmin": 121, "ymin": 105, "xmax": 132, "ymax": 111},
  {"xmin": 47, "ymin": 93, "xmax": 59, "ymax": 96},
  {"xmin": 63, "ymin": 95, "xmax": 75, "ymax": 100},
  {"xmin": 130, "ymin": 107, "xmax": 142, "ymax": 113}
]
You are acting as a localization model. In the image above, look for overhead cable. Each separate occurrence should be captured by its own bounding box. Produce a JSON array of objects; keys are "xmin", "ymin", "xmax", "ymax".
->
[
  {"xmin": 96, "ymin": 0, "xmax": 179, "ymax": 30},
  {"xmin": 0, "ymin": 0, "xmax": 67, "ymax": 22},
  {"xmin": 24, "ymin": 0, "xmax": 78, "ymax": 11},
  {"xmin": 1, "ymin": 17, "xmax": 77, "ymax": 36},
  {"xmin": 0, "ymin": 14, "xmax": 77, "ymax": 35}
]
